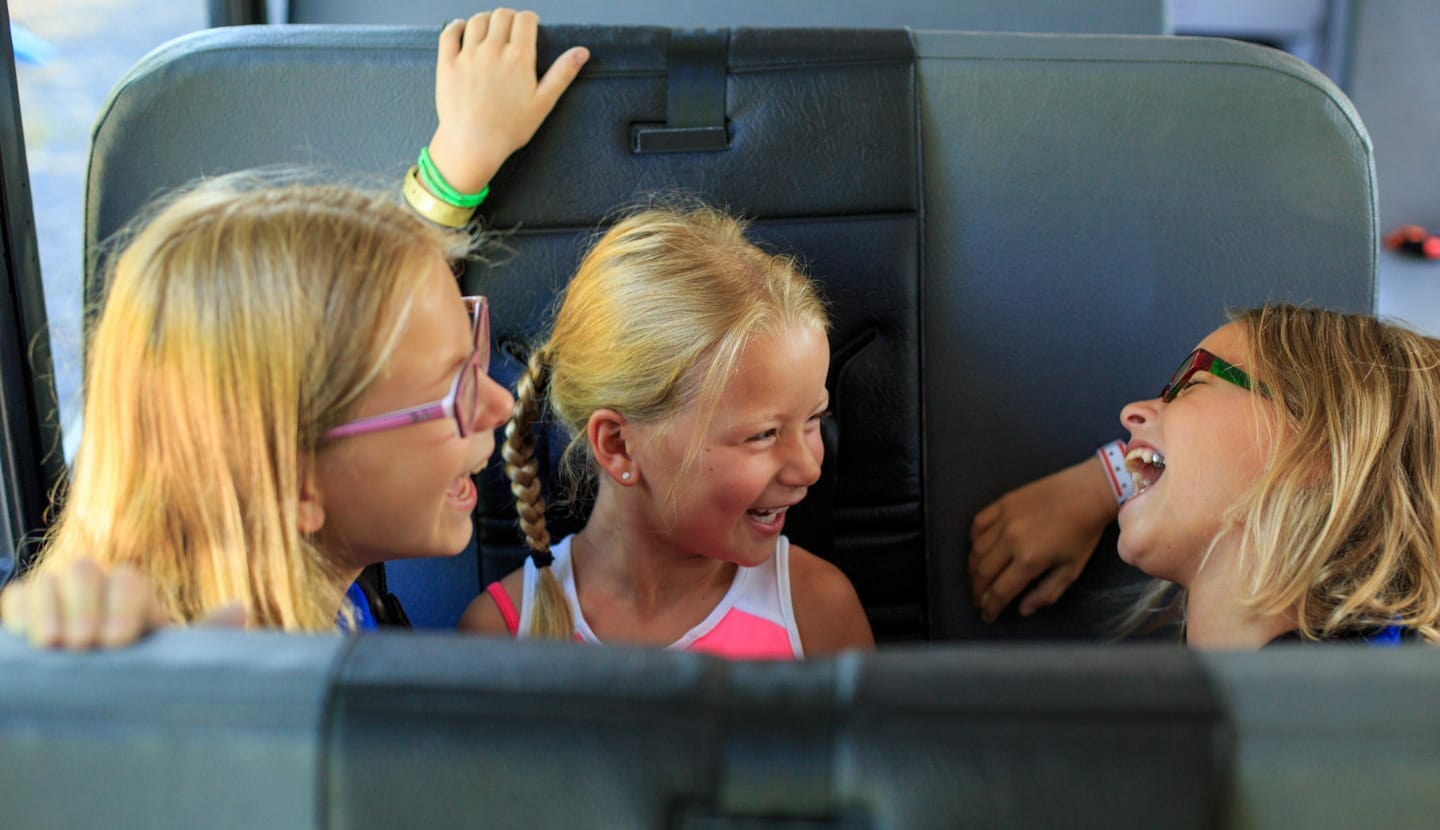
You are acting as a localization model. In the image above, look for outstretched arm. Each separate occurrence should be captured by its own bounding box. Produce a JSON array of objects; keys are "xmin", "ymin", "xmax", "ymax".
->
[
  {"xmin": 967, "ymin": 453, "xmax": 1119, "ymax": 622},
  {"xmin": 425, "ymin": 9, "xmax": 590, "ymax": 194}
]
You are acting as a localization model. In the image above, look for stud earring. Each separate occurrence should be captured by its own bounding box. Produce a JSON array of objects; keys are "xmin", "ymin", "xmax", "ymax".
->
[{"xmin": 621, "ymin": 471, "xmax": 632, "ymax": 481}]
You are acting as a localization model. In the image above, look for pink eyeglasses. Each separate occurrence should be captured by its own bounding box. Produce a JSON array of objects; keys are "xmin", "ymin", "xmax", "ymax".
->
[{"xmin": 322, "ymin": 296, "xmax": 490, "ymax": 440}]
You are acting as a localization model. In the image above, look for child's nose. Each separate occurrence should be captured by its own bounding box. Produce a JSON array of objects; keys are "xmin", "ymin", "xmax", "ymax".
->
[
  {"xmin": 1119, "ymin": 398, "xmax": 1160, "ymax": 433},
  {"xmin": 471, "ymin": 374, "xmax": 515, "ymax": 433},
  {"xmin": 780, "ymin": 432, "xmax": 823, "ymax": 487}
]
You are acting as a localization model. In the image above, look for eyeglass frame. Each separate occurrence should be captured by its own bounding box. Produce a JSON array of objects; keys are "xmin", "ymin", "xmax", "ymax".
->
[
  {"xmin": 322, "ymin": 295, "xmax": 490, "ymax": 440},
  {"xmin": 1160, "ymin": 347, "xmax": 1252, "ymax": 403}
]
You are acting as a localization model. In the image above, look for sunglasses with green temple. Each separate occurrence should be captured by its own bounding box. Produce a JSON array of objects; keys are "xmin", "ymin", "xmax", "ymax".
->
[{"xmin": 1160, "ymin": 347, "xmax": 1252, "ymax": 403}]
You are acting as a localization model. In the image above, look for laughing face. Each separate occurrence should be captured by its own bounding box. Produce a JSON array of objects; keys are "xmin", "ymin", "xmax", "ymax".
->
[
  {"xmin": 1115, "ymin": 322, "xmax": 1278, "ymax": 586},
  {"xmin": 630, "ymin": 323, "xmax": 830, "ymax": 567},
  {"xmin": 311, "ymin": 253, "xmax": 515, "ymax": 571}
]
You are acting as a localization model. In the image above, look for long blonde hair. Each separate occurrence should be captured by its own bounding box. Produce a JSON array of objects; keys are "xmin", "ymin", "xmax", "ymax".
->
[
  {"xmin": 504, "ymin": 204, "xmax": 828, "ymax": 639},
  {"xmin": 1131, "ymin": 305, "xmax": 1440, "ymax": 642},
  {"xmin": 35, "ymin": 174, "xmax": 470, "ymax": 631}
]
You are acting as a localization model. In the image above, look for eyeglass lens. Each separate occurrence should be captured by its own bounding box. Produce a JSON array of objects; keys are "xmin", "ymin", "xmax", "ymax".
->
[{"xmin": 457, "ymin": 296, "xmax": 490, "ymax": 438}]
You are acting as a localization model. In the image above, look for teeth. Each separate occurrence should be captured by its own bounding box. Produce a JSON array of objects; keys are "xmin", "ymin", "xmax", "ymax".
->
[
  {"xmin": 1124, "ymin": 448, "xmax": 1166, "ymax": 469},
  {"xmin": 1123, "ymin": 447, "xmax": 1166, "ymax": 493}
]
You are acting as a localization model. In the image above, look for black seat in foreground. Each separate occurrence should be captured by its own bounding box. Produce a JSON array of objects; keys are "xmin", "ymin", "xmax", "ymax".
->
[
  {"xmin": 85, "ymin": 26, "xmax": 1375, "ymax": 640},
  {"xmin": 4, "ymin": 630, "xmax": 1440, "ymax": 828}
]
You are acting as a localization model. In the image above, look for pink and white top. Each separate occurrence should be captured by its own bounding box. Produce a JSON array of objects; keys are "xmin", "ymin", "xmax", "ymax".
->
[{"xmin": 484, "ymin": 535, "xmax": 804, "ymax": 659}]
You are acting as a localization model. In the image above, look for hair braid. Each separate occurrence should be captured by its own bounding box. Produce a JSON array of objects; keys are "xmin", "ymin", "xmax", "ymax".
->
[
  {"xmin": 503, "ymin": 346, "xmax": 551, "ymax": 554},
  {"xmin": 502, "ymin": 344, "xmax": 574, "ymax": 639}
]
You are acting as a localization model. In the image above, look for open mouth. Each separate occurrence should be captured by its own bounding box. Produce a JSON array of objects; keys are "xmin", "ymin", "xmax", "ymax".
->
[
  {"xmin": 1124, "ymin": 446, "xmax": 1166, "ymax": 493},
  {"xmin": 447, "ymin": 474, "xmax": 478, "ymax": 511},
  {"xmin": 747, "ymin": 506, "xmax": 789, "ymax": 526}
]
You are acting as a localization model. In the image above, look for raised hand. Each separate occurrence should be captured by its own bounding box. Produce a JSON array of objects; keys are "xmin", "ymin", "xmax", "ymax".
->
[{"xmin": 427, "ymin": 8, "xmax": 590, "ymax": 194}]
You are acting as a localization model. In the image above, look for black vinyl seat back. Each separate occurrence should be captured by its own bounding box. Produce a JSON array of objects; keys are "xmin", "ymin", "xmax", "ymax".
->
[
  {"xmin": 86, "ymin": 26, "xmax": 1376, "ymax": 641},
  {"xmin": 466, "ymin": 28, "xmax": 925, "ymax": 637},
  {"xmin": 914, "ymin": 33, "xmax": 1377, "ymax": 638},
  {"xmin": 211, "ymin": 0, "xmax": 1168, "ymax": 33},
  {"xmin": 13, "ymin": 630, "xmax": 1440, "ymax": 829},
  {"xmin": 86, "ymin": 25, "xmax": 927, "ymax": 638}
]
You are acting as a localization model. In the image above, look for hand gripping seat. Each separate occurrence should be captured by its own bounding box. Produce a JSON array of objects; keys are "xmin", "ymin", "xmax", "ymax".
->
[{"xmin": 86, "ymin": 26, "xmax": 1375, "ymax": 640}]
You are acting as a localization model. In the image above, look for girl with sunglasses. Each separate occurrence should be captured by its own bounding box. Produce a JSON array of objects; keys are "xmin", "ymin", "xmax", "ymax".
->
[
  {"xmin": 1, "ymin": 9, "xmax": 584, "ymax": 646},
  {"xmin": 462, "ymin": 205, "xmax": 875, "ymax": 658},
  {"xmin": 1115, "ymin": 305, "xmax": 1440, "ymax": 645}
]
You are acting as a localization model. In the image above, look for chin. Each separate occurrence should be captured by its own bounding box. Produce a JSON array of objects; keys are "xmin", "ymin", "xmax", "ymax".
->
[{"xmin": 1115, "ymin": 536, "xmax": 1147, "ymax": 571}]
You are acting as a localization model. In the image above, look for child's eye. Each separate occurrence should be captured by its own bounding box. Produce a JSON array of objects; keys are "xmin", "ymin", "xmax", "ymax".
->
[
  {"xmin": 749, "ymin": 428, "xmax": 778, "ymax": 442},
  {"xmin": 807, "ymin": 409, "xmax": 832, "ymax": 425}
]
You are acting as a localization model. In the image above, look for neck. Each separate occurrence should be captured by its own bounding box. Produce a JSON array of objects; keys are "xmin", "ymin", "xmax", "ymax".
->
[
  {"xmin": 323, "ymin": 559, "xmax": 366, "ymax": 621},
  {"xmin": 1183, "ymin": 535, "xmax": 1294, "ymax": 648},
  {"xmin": 576, "ymin": 488, "xmax": 734, "ymax": 611}
]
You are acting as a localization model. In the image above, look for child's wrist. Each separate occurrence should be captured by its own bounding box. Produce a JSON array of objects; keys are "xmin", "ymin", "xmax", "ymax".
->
[
  {"xmin": 425, "ymin": 133, "xmax": 504, "ymax": 195},
  {"xmin": 402, "ymin": 165, "xmax": 476, "ymax": 228}
]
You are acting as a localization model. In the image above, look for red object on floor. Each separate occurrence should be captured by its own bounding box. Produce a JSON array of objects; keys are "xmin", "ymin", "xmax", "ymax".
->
[{"xmin": 1384, "ymin": 224, "xmax": 1440, "ymax": 260}]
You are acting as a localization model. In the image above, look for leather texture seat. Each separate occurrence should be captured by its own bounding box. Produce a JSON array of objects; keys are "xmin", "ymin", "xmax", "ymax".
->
[
  {"xmin": 85, "ymin": 24, "xmax": 1376, "ymax": 641},
  {"xmin": 5, "ymin": 630, "xmax": 1439, "ymax": 828},
  {"xmin": 0, "ymin": 21, "xmax": 1413, "ymax": 830},
  {"xmin": 87, "ymin": 25, "xmax": 1370, "ymax": 639},
  {"xmin": 210, "ymin": 0, "xmax": 1169, "ymax": 33}
]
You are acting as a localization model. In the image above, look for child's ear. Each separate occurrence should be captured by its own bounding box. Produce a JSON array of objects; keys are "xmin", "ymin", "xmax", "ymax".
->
[
  {"xmin": 587, "ymin": 408, "xmax": 638, "ymax": 485},
  {"xmin": 297, "ymin": 461, "xmax": 327, "ymax": 534}
]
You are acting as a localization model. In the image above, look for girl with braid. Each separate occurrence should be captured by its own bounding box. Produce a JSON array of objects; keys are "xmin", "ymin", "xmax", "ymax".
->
[{"xmin": 460, "ymin": 206, "xmax": 874, "ymax": 657}]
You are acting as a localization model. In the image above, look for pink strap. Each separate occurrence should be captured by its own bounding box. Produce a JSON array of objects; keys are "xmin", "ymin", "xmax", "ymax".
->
[{"xmin": 484, "ymin": 582, "xmax": 520, "ymax": 636}]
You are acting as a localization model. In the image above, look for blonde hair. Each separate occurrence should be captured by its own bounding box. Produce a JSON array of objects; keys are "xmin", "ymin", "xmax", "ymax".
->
[
  {"xmin": 34, "ymin": 174, "xmax": 470, "ymax": 631},
  {"xmin": 1130, "ymin": 305, "xmax": 1440, "ymax": 643},
  {"xmin": 504, "ymin": 204, "xmax": 828, "ymax": 639}
]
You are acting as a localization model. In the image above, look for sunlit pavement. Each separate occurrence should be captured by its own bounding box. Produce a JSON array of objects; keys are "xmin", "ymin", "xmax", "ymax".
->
[{"xmin": 11, "ymin": 0, "xmax": 206, "ymax": 454}]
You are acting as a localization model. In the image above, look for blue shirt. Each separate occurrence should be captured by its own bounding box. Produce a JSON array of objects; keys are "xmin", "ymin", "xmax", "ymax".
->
[{"xmin": 341, "ymin": 581, "xmax": 379, "ymax": 632}]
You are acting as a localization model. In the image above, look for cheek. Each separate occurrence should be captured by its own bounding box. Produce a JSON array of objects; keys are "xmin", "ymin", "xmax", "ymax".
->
[
  {"xmin": 807, "ymin": 429, "xmax": 825, "ymax": 465},
  {"xmin": 472, "ymin": 430, "xmax": 496, "ymax": 464}
]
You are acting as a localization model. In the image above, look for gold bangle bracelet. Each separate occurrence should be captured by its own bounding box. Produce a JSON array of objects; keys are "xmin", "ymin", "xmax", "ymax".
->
[{"xmin": 402, "ymin": 165, "xmax": 475, "ymax": 228}]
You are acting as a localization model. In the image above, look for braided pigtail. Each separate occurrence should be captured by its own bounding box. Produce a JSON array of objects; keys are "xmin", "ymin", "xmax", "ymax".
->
[
  {"xmin": 504, "ymin": 346, "xmax": 552, "ymax": 557},
  {"xmin": 502, "ymin": 345, "xmax": 574, "ymax": 639}
]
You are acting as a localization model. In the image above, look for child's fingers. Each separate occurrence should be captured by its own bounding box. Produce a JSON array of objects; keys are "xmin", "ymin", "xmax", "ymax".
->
[
  {"xmin": 511, "ymin": 10, "xmax": 539, "ymax": 51},
  {"xmin": 437, "ymin": 18, "xmax": 465, "ymax": 61},
  {"xmin": 26, "ymin": 571, "xmax": 62, "ymax": 648},
  {"xmin": 464, "ymin": 11, "xmax": 493, "ymax": 50},
  {"xmin": 535, "ymin": 46, "xmax": 589, "ymax": 113},
  {"xmin": 1, "ymin": 582, "xmax": 28, "ymax": 634},
  {"xmin": 484, "ymin": 8, "xmax": 517, "ymax": 46},
  {"xmin": 101, "ymin": 564, "xmax": 164, "ymax": 647},
  {"xmin": 59, "ymin": 559, "xmax": 104, "ymax": 649},
  {"xmin": 970, "ymin": 500, "xmax": 999, "ymax": 542},
  {"xmin": 978, "ymin": 561, "xmax": 1038, "ymax": 623},
  {"xmin": 1017, "ymin": 565, "xmax": 1080, "ymax": 618}
]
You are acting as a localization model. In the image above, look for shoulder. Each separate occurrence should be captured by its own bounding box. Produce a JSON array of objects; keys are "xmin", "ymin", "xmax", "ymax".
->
[
  {"xmin": 786, "ymin": 543, "xmax": 875, "ymax": 655},
  {"xmin": 458, "ymin": 567, "xmax": 526, "ymax": 635}
]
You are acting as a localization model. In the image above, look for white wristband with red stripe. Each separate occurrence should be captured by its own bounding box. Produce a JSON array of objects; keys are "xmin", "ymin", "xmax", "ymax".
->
[{"xmin": 1096, "ymin": 439, "xmax": 1134, "ymax": 506}]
